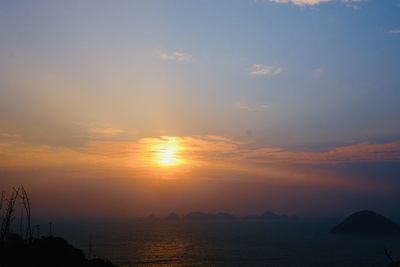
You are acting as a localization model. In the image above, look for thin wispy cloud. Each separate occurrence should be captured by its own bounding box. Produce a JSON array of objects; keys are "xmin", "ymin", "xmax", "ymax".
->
[
  {"xmin": 159, "ymin": 51, "xmax": 193, "ymax": 62},
  {"xmin": 87, "ymin": 127, "xmax": 124, "ymax": 137},
  {"xmin": 1, "ymin": 135, "xmax": 399, "ymax": 196},
  {"xmin": 1, "ymin": 133, "xmax": 21, "ymax": 139},
  {"xmin": 269, "ymin": 0, "xmax": 366, "ymax": 7},
  {"xmin": 342, "ymin": 0, "xmax": 367, "ymax": 3},
  {"xmin": 2, "ymin": 135, "xmax": 399, "ymax": 170},
  {"xmin": 249, "ymin": 64, "xmax": 283, "ymax": 76},
  {"xmin": 236, "ymin": 102, "xmax": 268, "ymax": 112},
  {"xmin": 240, "ymin": 142, "xmax": 400, "ymax": 165},
  {"xmin": 342, "ymin": 0, "xmax": 368, "ymax": 9},
  {"xmin": 389, "ymin": 29, "xmax": 400, "ymax": 34},
  {"xmin": 270, "ymin": 0, "xmax": 331, "ymax": 6},
  {"xmin": 312, "ymin": 67, "xmax": 324, "ymax": 77},
  {"xmin": 75, "ymin": 122, "xmax": 126, "ymax": 138}
]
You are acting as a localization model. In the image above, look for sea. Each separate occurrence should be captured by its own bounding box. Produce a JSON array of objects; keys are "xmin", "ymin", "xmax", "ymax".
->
[{"xmin": 52, "ymin": 219, "xmax": 400, "ymax": 267}]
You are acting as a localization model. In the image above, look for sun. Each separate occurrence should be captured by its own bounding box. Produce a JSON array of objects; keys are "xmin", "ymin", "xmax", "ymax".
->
[
  {"xmin": 160, "ymin": 145, "xmax": 176, "ymax": 166},
  {"xmin": 154, "ymin": 138, "xmax": 183, "ymax": 167}
]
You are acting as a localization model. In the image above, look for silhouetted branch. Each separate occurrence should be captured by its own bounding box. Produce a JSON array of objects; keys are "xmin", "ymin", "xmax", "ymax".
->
[
  {"xmin": 0, "ymin": 191, "xmax": 4, "ymax": 212},
  {"xmin": 0, "ymin": 186, "xmax": 33, "ymax": 241},
  {"xmin": 0, "ymin": 187, "xmax": 20, "ymax": 240},
  {"xmin": 19, "ymin": 185, "xmax": 33, "ymax": 240}
]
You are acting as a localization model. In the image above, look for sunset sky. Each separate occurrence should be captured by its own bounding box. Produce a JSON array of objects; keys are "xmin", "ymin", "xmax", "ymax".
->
[{"xmin": 1, "ymin": 0, "xmax": 400, "ymax": 219}]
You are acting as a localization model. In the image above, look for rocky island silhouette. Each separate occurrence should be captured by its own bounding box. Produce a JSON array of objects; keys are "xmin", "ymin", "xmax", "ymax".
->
[{"xmin": 331, "ymin": 210, "xmax": 400, "ymax": 236}]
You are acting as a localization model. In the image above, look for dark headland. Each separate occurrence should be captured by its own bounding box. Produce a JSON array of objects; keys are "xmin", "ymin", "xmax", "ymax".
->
[
  {"xmin": 166, "ymin": 212, "xmax": 180, "ymax": 220},
  {"xmin": 183, "ymin": 212, "xmax": 236, "ymax": 220},
  {"xmin": 0, "ymin": 186, "xmax": 116, "ymax": 267},
  {"xmin": 0, "ymin": 234, "xmax": 116, "ymax": 267},
  {"xmin": 330, "ymin": 210, "xmax": 400, "ymax": 236}
]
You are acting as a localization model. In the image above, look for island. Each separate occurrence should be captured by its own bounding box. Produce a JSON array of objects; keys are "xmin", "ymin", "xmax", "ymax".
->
[{"xmin": 330, "ymin": 210, "xmax": 400, "ymax": 236}]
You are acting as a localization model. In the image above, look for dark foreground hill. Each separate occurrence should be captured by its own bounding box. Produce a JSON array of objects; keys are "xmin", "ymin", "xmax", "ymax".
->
[
  {"xmin": 0, "ymin": 234, "xmax": 116, "ymax": 267},
  {"xmin": 331, "ymin": 210, "xmax": 400, "ymax": 236}
]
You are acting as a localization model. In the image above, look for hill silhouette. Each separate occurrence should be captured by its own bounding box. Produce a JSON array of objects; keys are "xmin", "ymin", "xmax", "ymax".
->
[
  {"xmin": 163, "ymin": 211, "xmax": 298, "ymax": 221},
  {"xmin": 183, "ymin": 212, "xmax": 236, "ymax": 220},
  {"xmin": 260, "ymin": 211, "xmax": 298, "ymax": 220},
  {"xmin": 0, "ymin": 186, "xmax": 116, "ymax": 267},
  {"xmin": 0, "ymin": 234, "xmax": 116, "ymax": 267},
  {"xmin": 331, "ymin": 210, "xmax": 400, "ymax": 236},
  {"xmin": 166, "ymin": 212, "xmax": 180, "ymax": 220},
  {"xmin": 244, "ymin": 211, "xmax": 298, "ymax": 220}
]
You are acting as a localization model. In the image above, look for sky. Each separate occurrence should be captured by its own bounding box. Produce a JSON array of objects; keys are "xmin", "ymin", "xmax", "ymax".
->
[{"xmin": 0, "ymin": 0, "xmax": 400, "ymax": 219}]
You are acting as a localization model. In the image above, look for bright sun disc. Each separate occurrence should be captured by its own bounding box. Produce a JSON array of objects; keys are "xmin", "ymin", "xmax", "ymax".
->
[{"xmin": 155, "ymin": 138, "xmax": 182, "ymax": 167}]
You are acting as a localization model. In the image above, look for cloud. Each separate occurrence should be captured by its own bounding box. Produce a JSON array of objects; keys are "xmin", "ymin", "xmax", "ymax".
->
[
  {"xmin": 389, "ymin": 29, "xmax": 400, "ymax": 34},
  {"xmin": 159, "ymin": 51, "xmax": 192, "ymax": 62},
  {"xmin": 74, "ymin": 122, "xmax": 125, "ymax": 138},
  {"xmin": 249, "ymin": 64, "xmax": 283, "ymax": 76},
  {"xmin": 1, "ymin": 135, "xmax": 399, "ymax": 197},
  {"xmin": 236, "ymin": 102, "xmax": 268, "ymax": 112},
  {"xmin": 269, "ymin": 0, "xmax": 366, "ymax": 7},
  {"xmin": 240, "ymin": 142, "xmax": 400, "ymax": 165},
  {"xmin": 1, "ymin": 133, "xmax": 21, "ymax": 139},
  {"xmin": 87, "ymin": 127, "xmax": 124, "ymax": 137},
  {"xmin": 2, "ymin": 134, "xmax": 400, "ymax": 171},
  {"xmin": 342, "ymin": 0, "xmax": 367, "ymax": 9},
  {"xmin": 270, "ymin": 0, "xmax": 331, "ymax": 6},
  {"xmin": 0, "ymin": 135, "xmax": 240, "ymax": 169},
  {"xmin": 341, "ymin": 0, "xmax": 367, "ymax": 3},
  {"xmin": 312, "ymin": 67, "xmax": 324, "ymax": 77}
]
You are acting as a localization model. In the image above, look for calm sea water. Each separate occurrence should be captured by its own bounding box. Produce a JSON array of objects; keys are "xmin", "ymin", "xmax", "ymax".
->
[{"xmin": 54, "ymin": 220, "xmax": 400, "ymax": 267}]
